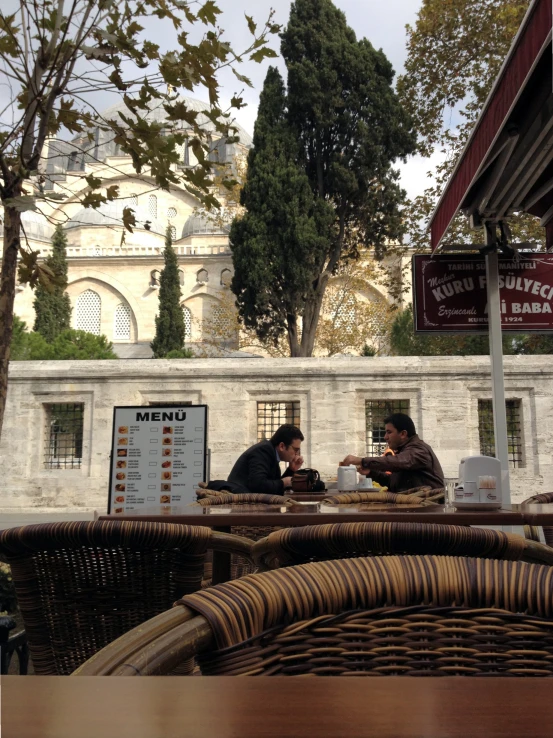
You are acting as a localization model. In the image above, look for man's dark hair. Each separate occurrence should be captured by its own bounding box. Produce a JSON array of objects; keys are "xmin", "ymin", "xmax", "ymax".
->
[
  {"xmin": 384, "ymin": 413, "xmax": 416, "ymax": 438},
  {"xmin": 270, "ymin": 424, "xmax": 304, "ymax": 447}
]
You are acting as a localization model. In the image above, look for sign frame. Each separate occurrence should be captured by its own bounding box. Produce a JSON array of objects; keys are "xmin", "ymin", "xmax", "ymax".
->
[
  {"xmin": 107, "ymin": 404, "xmax": 208, "ymax": 515},
  {"xmin": 413, "ymin": 253, "xmax": 553, "ymax": 334}
]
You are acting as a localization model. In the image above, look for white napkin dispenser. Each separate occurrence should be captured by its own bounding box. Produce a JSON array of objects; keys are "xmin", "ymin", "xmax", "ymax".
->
[{"xmin": 454, "ymin": 455, "xmax": 502, "ymax": 509}]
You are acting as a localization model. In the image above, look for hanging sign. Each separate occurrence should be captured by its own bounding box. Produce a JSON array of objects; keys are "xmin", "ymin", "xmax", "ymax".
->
[
  {"xmin": 107, "ymin": 405, "xmax": 207, "ymax": 514},
  {"xmin": 413, "ymin": 253, "xmax": 553, "ymax": 332}
]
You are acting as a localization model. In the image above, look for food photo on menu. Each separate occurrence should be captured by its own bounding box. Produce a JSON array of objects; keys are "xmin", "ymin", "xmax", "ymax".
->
[
  {"xmin": 162, "ymin": 471, "xmax": 172, "ymax": 480},
  {"xmin": 163, "ymin": 426, "xmax": 173, "ymax": 434},
  {"xmin": 117, "ymin": 449, "xmax": 127, "ymax": 457},
  {"xmin": 162, "ymin": 460, "xmax": 172, "ymax": 468},
  {"xmin": 163, "ymin": 448, "xmax": 172, "ymax": 457},
  {"xmin": 162, "ymin": 437, "xmax": 173, "ymax": 446},
  {"xmin": 118, "ymin": 426, "xmax": 128, "ymax": 434},
  {"xmin": 116, "ymin": 472, "xmax": 126, "ymax": 480},
  {"xmin": 160, "ymin": 495, "xmax": 171, "ymax": 504},
  {"xmin": 115, "ymin": 484, "xmax": 126, "ymax": 492},
  {"xmin": 116, "ymin": 460, "xmax": 127, "ymax": 468},
  {"xmin": 161, "ymin": 483, "xmax": 171, "ymax": 492},
  {"xmin": 115, "ymin": 495, "xmax": 125, "ymax": 504},
  {"xmin": 118, "ymin": 437, "xmax": 128, "ymax": 446}
]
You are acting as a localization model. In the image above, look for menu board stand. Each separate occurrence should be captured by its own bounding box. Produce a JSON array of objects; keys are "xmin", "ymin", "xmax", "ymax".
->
[{"xmin": 108, "ymin": 405, "xmax": 208, "ymax": 515}]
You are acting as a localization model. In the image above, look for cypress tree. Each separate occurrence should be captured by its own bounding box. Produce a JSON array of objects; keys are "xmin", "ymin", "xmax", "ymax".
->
[
  {"xmin": 230, "ymin": 66, "xmax": 333, "ymax": 354},
  {"xmin": 33, "ymin": 224, "xmax": 72, "ymax": 342},
  {"xmin": 231, "ymin": 0, "xmax": 417, "ymax": 356},
  {"xmin": 151, "ymin": 226, "xmax": 185, "ymax": 357}
]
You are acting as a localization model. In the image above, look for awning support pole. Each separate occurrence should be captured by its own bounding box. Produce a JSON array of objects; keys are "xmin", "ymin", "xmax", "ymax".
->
[{"xmin": 484, "ymin": 229, "xmax": 511, "ymax": 504}]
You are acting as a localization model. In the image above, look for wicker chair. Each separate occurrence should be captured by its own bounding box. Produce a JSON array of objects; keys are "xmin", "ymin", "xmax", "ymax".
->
[
  {"xmin": 522, "ymin": 492, "xmax": 553, "ymax": 547},
  {"xmin": 323, "ymin": 487, "xmax": 445, "ymax": 508},
  {"xmin": 75, "ymin": 554, "xmax": 553, "ymax": 677},
  {"xmin": 0, "ymin": 520, "xmax": 253, "ymax": 675},
  {"xmin": 195, "ymin": 492, "xmax": 294, "ymax": 580},
  {"xmin": 251, "ymin": 521, "xmax": 553, "ymax": 570}
]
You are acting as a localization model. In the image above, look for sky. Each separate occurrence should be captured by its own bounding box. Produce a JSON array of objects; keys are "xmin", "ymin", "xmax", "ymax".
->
[
  {"xmin": 1, "ymin": 0, "xmax": 440, "ymax": 200},
  {"xmin": 192, "ymin": 0, "xmax": 440, "ymax": 201}
]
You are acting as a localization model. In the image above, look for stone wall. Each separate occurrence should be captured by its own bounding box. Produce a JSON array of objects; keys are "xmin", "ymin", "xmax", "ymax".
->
[{"xmin": 1, "ymin": 355, "xmax": 551, "ymax": 513}]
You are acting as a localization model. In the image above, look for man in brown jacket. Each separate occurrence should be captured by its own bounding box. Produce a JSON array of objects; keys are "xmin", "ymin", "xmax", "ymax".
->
[{"xmin": 341, "ymin": 413, "xmax": 444, "ymax": 493}]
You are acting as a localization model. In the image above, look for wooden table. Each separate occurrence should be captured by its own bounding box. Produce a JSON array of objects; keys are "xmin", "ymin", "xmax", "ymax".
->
[{"xmin": 3, "ymin": 675, "xmax": 553, "ymax": 738}]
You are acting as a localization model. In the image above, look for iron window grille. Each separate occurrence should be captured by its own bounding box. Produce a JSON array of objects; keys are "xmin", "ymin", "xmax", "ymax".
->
[
  {"xmin": 44, "ymin": 404, "xmax": 84, "ymax": 469},
  {"xmin": 478, "ymin": 399, "xmax": 524, "ymax": 468},
  {"xmin": 365, "ymin": 399, "xmax": 410, "ymax": 456},
  {"xmin": 257, "ymin": 401, "xmax": 301, "ymax": 442}
]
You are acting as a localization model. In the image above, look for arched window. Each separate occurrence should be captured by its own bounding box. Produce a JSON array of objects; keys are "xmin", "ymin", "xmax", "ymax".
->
[
  {"xmin": 150, "ymin": 269, "xmax": 160, "ymax": 288},
  {"xmin": 220, "ymin": 268, "xmax": 232, "ymax": 287},
  {"xmin": 182, "ymin": 305, "xmax": 192, "ymax": 339},
  {"xmin": 129, "ymin": 193, "xmax": 138, "ymax": 205},
  {"xmin": 332, "ymin": 290, "xmax": 356, "ymax": 331},
  {"xmin": 196, "ymin": 268, "xmax": 208, "ymax": 284},
  {"xmin": 167, "ymin": 207, "xmax": 177, "ymax": 219},
  {"xmin": 170, "ymin": 225, "xmax": 177, "ymax": 241},
  {"xmin": 211, "ymin": 304, "xmax": 228, "ymax": 332},
  {"xmin": 148, "ymin": 195, "xmax": 157, "ymax": 218},
  {"xmin": 114, "ymin": 303, "xmax": 131, "ymax": 340},
  {"xmin": 75, "ymin": 289, "xmax": 101, "ymax": 335},
  {"xmin": 178, "ymin": 269, "xmax": 185, "ymax": 286}
]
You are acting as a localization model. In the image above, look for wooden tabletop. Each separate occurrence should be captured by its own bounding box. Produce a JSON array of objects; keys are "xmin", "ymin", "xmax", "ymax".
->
[
  {"xmin": 101, "ymin": 503, "xmax": 532, "ymax": 526},
  {"xmin": 3, "ymin": 676, "xmax": 553, "ymax": 738}
]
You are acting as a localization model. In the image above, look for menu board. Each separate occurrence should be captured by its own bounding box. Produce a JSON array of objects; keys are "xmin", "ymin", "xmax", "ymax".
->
[{"xmin": 108, "ymin": 405, "xmax": 207, "ymax": 514}]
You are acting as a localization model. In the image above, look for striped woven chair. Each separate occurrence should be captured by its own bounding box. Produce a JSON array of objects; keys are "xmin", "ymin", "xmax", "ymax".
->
[
  {"xmin": 75, "ymin": 555, "xmax": 553, "ymax": 677},
  {"xmin": 522, "ymin": 492, "xmax": 553, "ymax": 547},
  {"xmin": 195, "ymin": 492, "xmax": 294, "ymax": 580},
  {"xmin": 324, "ymin": 488, "xmax": 445, "ymax": 508},
  {"xmin": 252, "ymin": 521, "xmax": 553, "ymax": 570},
  {"xmin": 0, "ymin": 520, "xmax": 253, "ymax": 675}
]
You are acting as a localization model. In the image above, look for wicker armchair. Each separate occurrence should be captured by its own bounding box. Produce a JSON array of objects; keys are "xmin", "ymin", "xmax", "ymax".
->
[
  {"xmin": 324, "ymin": 488, "xmax": 445, "ymax": 508},
  {"xmin": 76, "ymin": 554, "xmax": 553, "ymax": 677},
  {"xmin": 252, "ymin": 521, "xmax": 553, "ymax": 570},
  {"xmin": 196, "ymin": 492, "xmax": 294, "ymax": 580},
  {"xmin": 522, "ymin": 492, "xmax": 553, "ymax": 547},
  {"xmin": 0, "ymin": 520, "xmax": 253, "ymax": 675}
]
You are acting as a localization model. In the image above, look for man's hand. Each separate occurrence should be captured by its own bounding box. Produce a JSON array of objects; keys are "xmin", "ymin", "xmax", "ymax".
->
[
  {"xmin": 341, "ymin": 454, "xmax": 363, "ymax": 467},
  {"xmin": 357, "ymin": 466, "xmax": 371, "ymax": 476},
  {"xmin": 289, "ymin": 455, "xmax": 304, "ymax": 472},
  {"xmin": 282, "ymin": 476, "xmax": 293, "ymax": 489}
]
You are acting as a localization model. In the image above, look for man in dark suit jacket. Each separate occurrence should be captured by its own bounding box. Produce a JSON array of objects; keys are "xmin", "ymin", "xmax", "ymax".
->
[{"xmin": 226, "ymin": 424, "xmax": 304, "ymax": 495}]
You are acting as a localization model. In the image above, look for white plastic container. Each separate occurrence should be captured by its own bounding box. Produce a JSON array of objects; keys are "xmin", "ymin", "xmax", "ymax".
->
[
  {"xmin": 358, "ymin": 476, "xmax": 373, "ymax": 490},
  {"xmin": 337, "ymin": 465, "xmax": 358, "ymax": 491}
]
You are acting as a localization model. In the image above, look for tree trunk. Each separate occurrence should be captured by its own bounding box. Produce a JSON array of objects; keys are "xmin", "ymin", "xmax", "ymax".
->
[
  {"xmin": 286, "ymin": 314, "xmax": 302, "ymax": 356},
  {"xmin": 0, "ymin": 202, "xmax": 22, "ymax": 436}
]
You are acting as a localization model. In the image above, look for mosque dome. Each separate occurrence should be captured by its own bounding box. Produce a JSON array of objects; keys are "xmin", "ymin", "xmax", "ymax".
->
[
  {"xmin": 0, "ymin": 208, "xmax": 55, "ymax": 243},
  {"xmin": 181, "ymin": 214, "xmax": 230, "ymax": 239},
  {"xmin": 64, "ymin": 199, "xmax": 164, "ymax": 235}
]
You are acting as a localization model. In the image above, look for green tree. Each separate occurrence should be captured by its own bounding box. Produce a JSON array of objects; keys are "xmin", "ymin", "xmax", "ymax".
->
[
  {"xmin": 0, "ymin": 1, "xmax": 279, "ymax": 437},
  {"xmin": 397, "ymin": 0, "xmax": 540, "ymax": 254},
  {"xmin": 10, "ymin": 320, "xmax": 118, "ymax": 360},
  {"xmin": 151, "ymin": 227, "xmax": 185, "ymax": 357},
  {"xmin": 231, "ymin": 0, "xmax": 416, "ymax": 357},
  {"xmin": 33, "ymin": 225, "xmax": 72, "ymax": 342},
  {"xmin": 230, "ymin": 66, "xmax": 333, "ymax": 354}
]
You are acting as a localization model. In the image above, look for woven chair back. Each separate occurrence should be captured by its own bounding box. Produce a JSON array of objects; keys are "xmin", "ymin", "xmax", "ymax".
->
[
  {"xmin": 252, "ymin": 521, "xmax": 538, "ymax": 569},
  {"xmin": 76, "ymin": 554, "xmax": 553, "ymax": 677},
  {"xmin": 522, "ymin": 492, "xmax": 553, "ymax": 547},
  {"xmin": 0, "ymin": 521, "xmax": 211, "ymax": 675},
  {"xmin": 179, "ymin": 555, "xmax": 553, "ymax": 677}
]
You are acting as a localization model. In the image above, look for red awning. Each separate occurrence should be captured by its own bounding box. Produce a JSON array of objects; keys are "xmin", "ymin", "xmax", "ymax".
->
[{"xmin": 429, "ymin": 0, "xmax": 552, "ymax": 251}]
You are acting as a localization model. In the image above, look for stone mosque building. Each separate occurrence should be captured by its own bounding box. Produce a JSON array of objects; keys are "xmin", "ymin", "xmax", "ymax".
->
[{"xmin": 3, "ymin": 95, "xmax": 395, "ymax": 358}]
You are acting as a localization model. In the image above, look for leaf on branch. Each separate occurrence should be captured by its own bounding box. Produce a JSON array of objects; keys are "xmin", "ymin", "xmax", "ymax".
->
[
  {"xmin": 232, "ymin": 68, "xmax": 252, "ymax": 86},
  {"xmin": 249, "ymin": 47, "xmax": 278, "ymax": 64},
  {"xmin": 122, "ymin": 206, "xmax": 136, "ymax": 233},
  {"xmin": 3, "ymin": 196, "xmax": 37, "ymax": 212},
  {"xmin": 81, "ymin": 192, "xmax": 106, "ymax": 209},
  {"xmin": 197, "ymin": 1, "xmax": 221, "ymax": 25},
  {"xmin": 105, "ymin": 185, "xmax": 120, "ymax": 201},
  {"xmin": 245, "ymin": 14, "xmax": 256, "ymax": 35},
  {"xmin": 81, "ymin": 45, "xmax": 114, "ymax": 59},
  {"xmin": 17, "ymin": 249, "xmax": 58, "ymax": 290},
  {"xmin": 85, "ymin": 175, "xmax": 103, "ymax": 191}
]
